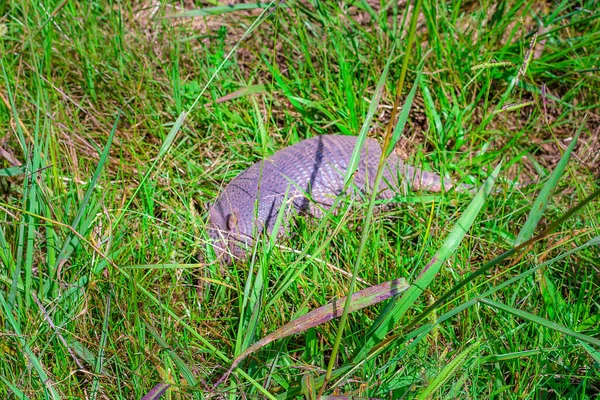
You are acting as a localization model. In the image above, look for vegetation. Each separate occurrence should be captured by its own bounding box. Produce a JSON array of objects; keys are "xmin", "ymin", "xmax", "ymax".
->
[{"xmin": 1, "ymin": 0, "xmax": 599, "ymax": 398}]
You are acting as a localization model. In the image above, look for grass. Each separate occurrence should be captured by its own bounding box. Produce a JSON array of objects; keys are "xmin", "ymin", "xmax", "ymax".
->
[{"xmin": 1, "ymin": 0, "xmax": 599, "ymax": 399}]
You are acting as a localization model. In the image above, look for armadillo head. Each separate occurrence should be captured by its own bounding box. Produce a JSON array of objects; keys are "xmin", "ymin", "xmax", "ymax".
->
[{"xmin": 207, "ymin": 200, "xmax": 248, "ymax": 265}]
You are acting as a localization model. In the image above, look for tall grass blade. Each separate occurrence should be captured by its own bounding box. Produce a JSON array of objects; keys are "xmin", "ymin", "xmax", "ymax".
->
[
  {"xmin": 537, "ymin": 268, "xmax": 567, "ymax": 319},
  {"xmin": 146, "ymin": 323, "xmax": 198, "ymax": 387},
  {"xmin": 236, "ymin": 251, "xmax": 264, "ymax": 355},
  {"xmin": 185, "ymin": 1, "xmax": 278, "ymax": 114},
  {"xmin": 416, "ymin": 340, "xmax": 480, "ymax": 399},
  {"xmin": 90, "ymin": 296, "xmax": 111, "ymax": 400},
  {"xmin": 169, "ymin": 2, "xmax": 278, "ymax": 18},
  {"xmin": 235, "ymin": 187, "xmax": 291, "ymax": 356},
  {"xmin": 0, "ymin": 376, "xmax": 31, "ymax": 399},
  {"xmin": 0, "ymin": 212, "xmax": 16, "ymax": 285},
  {"xmin": 405, "ymin": 188, "xmax": 600, "ymax": 331},
  {"xmin": 114, "ymin": 111, "xmax": 186, "ymax": 229},
  {"xmin": 263, "ymin": 195, "xmax": 356, "ymax": 310},
  {"xmin": 354, "ymin": 162, "xmax": 502, "ymax": 362},
  {"xmin": 0, "ymin": 166, "xmax": 24, "ymax": 176},
  {"xmin": 321, "ymin": 39, "xmax": 400, "ymax": 396},
  {"xmin": 386, "ymin": 56, "xmax": 426, "ymax": 157},
  {"xmin": 343, "ymin": 42, "xmax": 396, "ymax": 189},
  {"xmin": 515, "ymin": 116, "xmax": 585, "ymax": 245},
  {"xmin": 0, "ymin": 291, "xmax": 61, "ymax": 400},
  {"xmin": 22, "ymin": 167, "xmax": 37, "ymax": 308},
  {"xmin": 264, "ymin": 59, "xmax": 309, "ymax": 113},
  {"xmin": 348, "ymin": 236, "xmax": 600, "ymax": 384},
  {"xmin": 478, "ymin": 297, "xmax": 600, "ymax": 347},
  {"xmin": 1, "ymin": 64, "xmax": 27, "ymax": 151},
  {"xmin": 579, "ymin": 342, "xmax": 600, "ymax": 364},
  {"xmin": 55, "ymin": 112, "xmax": 120, "ymax": 270},
  {"xmin": 493, "ymin": 101, "xmax": 535, "ymax": 114}
]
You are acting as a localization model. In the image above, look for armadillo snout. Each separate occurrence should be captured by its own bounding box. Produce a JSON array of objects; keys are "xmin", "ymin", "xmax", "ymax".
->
[
  {"xmin": 206, "ymin": 225, "xmax": 232, "ymax": 265},
  {"xmin": 206, "ymin": 222, "xmax": 253, "ymax": 265}
]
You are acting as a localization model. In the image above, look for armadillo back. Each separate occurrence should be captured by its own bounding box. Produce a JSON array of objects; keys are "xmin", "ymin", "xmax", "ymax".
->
[{"xmin": 246, "ymin": 135, "xmax": 398, "ymax": 232}]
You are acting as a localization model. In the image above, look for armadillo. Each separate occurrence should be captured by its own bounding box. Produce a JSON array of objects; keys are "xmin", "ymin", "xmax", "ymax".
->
[{"xmin": 207, "ymin": 134, "xmax": 459, "ymax": 264}]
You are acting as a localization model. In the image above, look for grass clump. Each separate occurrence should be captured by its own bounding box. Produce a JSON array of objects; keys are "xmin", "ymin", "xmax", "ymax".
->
[{"xmin": 1, "ymin": 1, "xmax": 599, "ymax": 399}]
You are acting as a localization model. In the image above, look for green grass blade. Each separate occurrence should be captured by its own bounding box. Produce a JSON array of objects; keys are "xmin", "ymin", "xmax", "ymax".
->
[
  {"xmin": 146, "ymin": 323, "xmax": 198, "ymax": 387},
  {"xmin": 481, "ymin": 349, "xmax": 548, "ymax": 363},
  {"xmin": 236, "ymin": 255, "xmax": 265, "ymax": 355},
  {"xmin": 416, "ymin": 340, "xmax": 480, "ymax": 400},
  {"xmin": 340, "ymin": 228, "xmax": 598, "ymax": 386},
  {"xmin": 69, "ymin": 338, "xmax": 102, "ymax": 371},
  {"xmin": 374, "ymin": 234, "xmax": 600, "ymax": 374},
  {"xmin": 55, "ymin": 112, "xmax": 120, "ymax": 269},
  {"xmin": 386, "ymin": 56, "xmax": 426, "ymax": 157},
  {"xmin": 515, "ymin": 115, "xmax": 585, "ymax": 245},
  {"xmin": 90, "ymin": 295, "xmax": 111, "ymax": 399},
  {"xmin": 419, "ymin": 77, "xmax": 443, "ymax": 141},
  {"xmin": 0, "ymin": 166, "xmax": 24, "ymax": 176},
  {"xmin": 184, "ymin": 2, "xmax": 277, "ymax": 114},
  {"xmin": 0, "ymin": 213, "xmax": 16, "ymax": 283},
  {"xmin": 0, "ymin": 291, "xmax": 60, "ymax": 400},
  {"xmin": 478, "ymin": 298, "xmax": 600, "ymax": 347},
  {"xmin": 579, "ymin": 342, "xmax": 600, "ymax": 364},
  {"xmin": 1, "ymin": 63, "xmax": 27, "ymax": 152},
  {"xmin": 407, "ymin": 187, "xmax": 600, "ymax": 330},
  {"xmin": 322, "ymin": 39, "xmax": 399, "ymax": 396},
  {"xmin": 0, "ymin": 376, "xmax": 30, "ymax": 399},
  {"xmin": 263, "ymin": 195, "xmax": 356, "ymax": 310},
  {"xmin": 169, "ymin": 2, "xmax": 277, "ymax": 18},
  {"xmin": 354, "ymin": 162, "xmax": 502, "ymax": 362},
  {"xmin": 114, "ymin": 111, "xmax": 186, "ymax": 229},
  {"xmin": 266, "ymin": 59, "xmax": 309, "ymax": 113},
  {"xmin": 235, "ymin": 186, "xmax": 291, "ymax": 356},
  {"xmin": 19, "ymin": 116, "xmax": 42, "ymax": 309},
  {"xmin": 22, "ymin": 173, "xmax": 37, "ymax": 308},
  {"xmin": 343, "ymin": 42, "xmax": 396, "ymax": 189},
  {"xmin": 252, "ymin": 96, "xmax": 269, "ymax": 155},
  {"xmin": 537, "ymin": 268, "xmax": 568, "ymax": 319}
]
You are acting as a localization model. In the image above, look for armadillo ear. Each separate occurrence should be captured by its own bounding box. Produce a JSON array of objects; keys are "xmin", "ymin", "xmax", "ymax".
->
[{"xmin": 226, "ymin": 210, "xmax": 239, "ymax": 231}]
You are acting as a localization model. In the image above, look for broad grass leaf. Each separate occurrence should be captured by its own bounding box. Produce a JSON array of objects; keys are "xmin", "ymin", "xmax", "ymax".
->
[
  {"xmin": 0, "ymin": 166, "xmax": 24, "ymax": 177},
  {"xmin": 140, "ymin": 383, "xmax": 170, "ymax": 400},
  {"xmin": 579, "ymin": 341, "xmax": 600, "ymax": 365},
  {"xmin": 0, "ymin": 376, "xmax": 30, "ymax": 399},
  {"xmin": 214, "ymin": 277, "xmax": 409, "ymax": 388}
]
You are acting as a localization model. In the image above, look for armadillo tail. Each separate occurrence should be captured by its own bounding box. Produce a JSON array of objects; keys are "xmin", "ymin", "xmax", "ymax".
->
[{"xmin": 382, "ymin": 155, "xmax": 465, "ymax": 193}]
